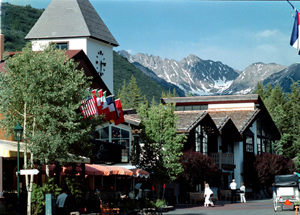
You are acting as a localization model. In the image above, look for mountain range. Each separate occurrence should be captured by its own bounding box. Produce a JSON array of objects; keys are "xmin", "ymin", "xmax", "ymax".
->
[
  {"xmin": 118, "ymin": 50, "xmax": 296, "ymax": 96},
  {"xmin": 3, "ymin": 2, "xmax": 300, "ymax": 98}
]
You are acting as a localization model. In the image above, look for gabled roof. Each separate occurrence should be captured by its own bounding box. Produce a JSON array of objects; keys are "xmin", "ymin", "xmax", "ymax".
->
[
  {"xmin": 208, "ymin": 110, "xmax": 259, "ymax": 132},
  {"xmin": 25, "ymin": 0, "xmax": 119, "ymax": 47}
]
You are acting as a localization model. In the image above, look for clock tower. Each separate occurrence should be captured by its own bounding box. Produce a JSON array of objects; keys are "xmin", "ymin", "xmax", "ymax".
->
[{"xmin": 25, "ymin": 0, "xmax": 119, "ymax": 94}]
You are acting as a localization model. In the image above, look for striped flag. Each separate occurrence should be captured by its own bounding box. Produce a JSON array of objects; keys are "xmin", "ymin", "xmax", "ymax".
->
[{"xmin": 80, "ymin": 97, "xmax": 98, "ymax": 118}]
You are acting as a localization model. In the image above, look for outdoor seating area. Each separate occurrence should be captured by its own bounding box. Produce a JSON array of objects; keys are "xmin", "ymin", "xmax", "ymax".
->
[{"xmin": 100, "ymin": 199, "xmax": 120, "ymax": 215}]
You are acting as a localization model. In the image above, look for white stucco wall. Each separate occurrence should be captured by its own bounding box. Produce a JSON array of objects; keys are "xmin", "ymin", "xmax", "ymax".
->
[
  {"xmin": 31, "ymin": 38, "xmax": 87, "ymax": 52},
  {"xmin": 87, "ymin": 38, "xmax": 114, "ymax": 95},
  {"xmin": 30, "ymin": 37, "xmax": 114, "ymax": 94}
]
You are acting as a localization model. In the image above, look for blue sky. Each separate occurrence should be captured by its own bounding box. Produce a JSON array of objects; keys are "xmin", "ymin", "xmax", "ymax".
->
[{"xmin": 2, "ymin": 0, "xmax": 300, "ymax": 71}]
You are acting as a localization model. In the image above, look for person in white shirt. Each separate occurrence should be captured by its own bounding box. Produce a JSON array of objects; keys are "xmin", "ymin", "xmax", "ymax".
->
[
  {"xmin": 240, "ymin": 182, "xmax": 246, "ymax": 203},
  {"xmin": 230, "ymin": 179, "xmax": 237, "ymax": 203},
  {"xmin": 204, "ymin": 183, "xmax": 214, "ymax": 207}
]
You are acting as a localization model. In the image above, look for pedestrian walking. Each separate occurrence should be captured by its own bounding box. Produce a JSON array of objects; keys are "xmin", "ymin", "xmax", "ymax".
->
[
  {"xmin": 230, "ymin": 179, "xmax": 237, "ymax": 203},
  {"xmin": 240, "ymin": 182, "xmax": 246, "ymax": 203},
  {"xmin": 204, "ymin": 183, "xmax": 214, "ymax": 207}
]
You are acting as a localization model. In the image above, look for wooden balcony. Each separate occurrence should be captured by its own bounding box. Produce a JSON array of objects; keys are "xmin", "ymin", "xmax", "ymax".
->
[{"xmin": 210, "ymin": 153, "xmax": 234, "ymax": 167}]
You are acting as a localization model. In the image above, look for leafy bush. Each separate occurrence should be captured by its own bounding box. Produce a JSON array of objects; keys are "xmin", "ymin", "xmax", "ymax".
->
[
  {"xmin": 31, "ymin": 179, "xmax": 61, "ymax": 215},
  {"xmin": 64, "ymin": 177, "xmax": 85, "ymax": 205},
  {"xmin": 178, "ymin": 150, "xmax": 218, "ymax": 188},
  {"xmin": 254, "ymin": 153, "xmax": 295, "ymax": 187},
  {"xmin": 155, "ymin": 199, "xmax": 166, "ymax": 208}
]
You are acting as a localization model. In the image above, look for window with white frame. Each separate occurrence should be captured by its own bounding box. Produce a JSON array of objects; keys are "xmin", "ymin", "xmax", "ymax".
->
[{"xmin": 195, "ymin": 124, "xmax": 208, "ymax": 155}]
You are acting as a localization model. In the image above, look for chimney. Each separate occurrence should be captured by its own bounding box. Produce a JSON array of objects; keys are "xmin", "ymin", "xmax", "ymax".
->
[{"xmin": 0, "ymin": 34, "xmax": 4, "ymax": 62}]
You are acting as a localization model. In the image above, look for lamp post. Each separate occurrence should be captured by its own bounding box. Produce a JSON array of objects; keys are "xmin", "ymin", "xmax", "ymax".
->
[{"xmin": 14, "ymin": 121, "xmax": 23, "ymax": 215}]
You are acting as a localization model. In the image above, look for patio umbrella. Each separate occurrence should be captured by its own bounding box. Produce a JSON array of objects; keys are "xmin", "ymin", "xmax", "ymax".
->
[
  {"xmin": 130, "ymin": 168, "xmax": 150, "ymax": 178},
  {"xmin": 105, "ymin": 166, "xmax": 133, "ymax": 176}
]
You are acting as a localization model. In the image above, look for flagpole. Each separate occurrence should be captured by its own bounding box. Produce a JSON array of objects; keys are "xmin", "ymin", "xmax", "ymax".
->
[{"xmin": 287, "ymin": 0, "xmax": 297, "ymax": 11}]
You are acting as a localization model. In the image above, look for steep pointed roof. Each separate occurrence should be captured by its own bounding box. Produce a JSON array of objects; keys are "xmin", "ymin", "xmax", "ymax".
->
[{"xmin": 25, "ymin": 0, "xmax": 119, "ymax": 47}]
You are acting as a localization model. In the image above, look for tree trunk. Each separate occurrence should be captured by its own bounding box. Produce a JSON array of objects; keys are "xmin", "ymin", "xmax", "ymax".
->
[
  {"xmin": 46, "ymin": 161, "xmax": 50, "ymax": 182},
  {"xmin": 27, "ymin": 152, "xmax": 34, "ymax": 215}
]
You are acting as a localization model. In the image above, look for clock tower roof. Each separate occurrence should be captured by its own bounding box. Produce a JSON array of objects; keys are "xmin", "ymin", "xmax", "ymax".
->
[{"xmin": 25, "ymin": 0, "xmax": 119, "ymax": 47}]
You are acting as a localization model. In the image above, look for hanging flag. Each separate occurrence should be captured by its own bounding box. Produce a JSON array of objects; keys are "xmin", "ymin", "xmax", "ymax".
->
[
  {"xmin": 114, "ymin": 99, "xmax": 125, "ymax": 125},
  {"xmin": 290, "ymin": 11, "xmax": 300, "ymax": 54},
  {"xmin": 96, "ymin": 89, "xmax": 103, "ymax": 114},
  {"xmin": 91, "ymin": 89, "xmax": 97, "ymax": 105},
  {"xmin": 80, "ymin": 97, "xmax": 98, "ymax": 118},
  {"xmin": 101, "ymin": 91, "xmax": 109, "ymax": 116},
  {"xmin": 106, "ymin": 95, "xmax": 118, "ymax": 122}
]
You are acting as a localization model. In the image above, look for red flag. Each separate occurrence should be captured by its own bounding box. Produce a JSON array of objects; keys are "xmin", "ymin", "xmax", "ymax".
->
[
  {"xmin": 163, "ymin": 184, "xmax": 165, "ymax": 189},
  {"xmin": 96, "ymin": 90, "xmax": 103, "ymax": 114},
  {"xmin": 106, "ymin": 95, "xmax": 117, "ymax": 122},
  {"xmin": 91, "ymin": 89, "xmax": 97, "ymax": 105},
  {"xmin": 114, "ymin": 99, "xmax": 125, "ymax": 125},
  {"xmin": 152, "ymin": 186, "xmax": 155, "ymax": 191}
]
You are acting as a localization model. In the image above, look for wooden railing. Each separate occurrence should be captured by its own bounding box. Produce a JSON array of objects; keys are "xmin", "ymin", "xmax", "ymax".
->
[{"xmin": 210, "ymin": 153, "xmax": 234, "ymax": 166}]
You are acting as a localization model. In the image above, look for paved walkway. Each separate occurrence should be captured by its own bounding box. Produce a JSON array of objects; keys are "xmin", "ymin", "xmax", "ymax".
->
[{"xmin": 163, "ymin": 199, "xmax": 297, "ymax": 215}]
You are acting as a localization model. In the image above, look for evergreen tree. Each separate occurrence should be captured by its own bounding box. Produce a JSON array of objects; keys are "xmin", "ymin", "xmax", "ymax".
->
[
  {"xmin": 188, "ymin": 92, "xmax": 194, "ymax": 97},
  {"xmin": 281, "ymin": 81, "xmax": 300, "ymax": 158},
  {"xmin": 253, "ymin": 82, "xmax": 266, "ymax": 100},
  {"xmin": 117, "ymin": 80, "xmax": 128, "ymax": 109},
  {"xmin": 126, "ymin": 75, "xmax": 142, "ymax": 109},
  {"xmin": 264, "ymin": 83, "xmax": 287, "ymax": 133}
]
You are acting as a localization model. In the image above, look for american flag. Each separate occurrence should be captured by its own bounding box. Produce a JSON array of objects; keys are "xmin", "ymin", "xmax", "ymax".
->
[{"xmin": 80, "ymin": 97, "xmax": 98, "ymax": 118}]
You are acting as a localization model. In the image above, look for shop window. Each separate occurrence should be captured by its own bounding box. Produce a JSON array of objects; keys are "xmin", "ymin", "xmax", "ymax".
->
[{"xmin": 96, "ymin": 125, "xmax": 130, "ymax": 162}]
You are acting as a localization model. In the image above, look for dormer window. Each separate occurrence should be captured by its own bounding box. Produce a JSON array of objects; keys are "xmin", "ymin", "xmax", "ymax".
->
[{"xmin": 55, "ymin": 43, "xmax": 68, "ymax": 50}]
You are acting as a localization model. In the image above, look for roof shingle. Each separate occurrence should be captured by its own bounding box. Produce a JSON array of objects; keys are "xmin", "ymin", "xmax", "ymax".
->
[{"xmin": 25, "ymin": 0, "xmax": 119, "ymax": 47}]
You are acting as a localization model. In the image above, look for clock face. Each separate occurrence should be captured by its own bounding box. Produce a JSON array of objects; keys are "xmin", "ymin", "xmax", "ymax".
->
[{"xmin": 95, "ymin": 50, "xmax": 106, "ymax": 76}]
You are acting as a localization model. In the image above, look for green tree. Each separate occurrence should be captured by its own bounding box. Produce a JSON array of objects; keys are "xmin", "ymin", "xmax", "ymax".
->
[
  {"xmin": 133, "ymin": 102, "xmax": 186, "ymax": 192},
  {"xmin": 281, "ymin": 81, "xmax": 300, "ymax": 158},
  {"xmin": 127, "ymin": 75, "xmax": 142, "ymax": 109},
  {"xmin": 0, "ymin": 43, "xmax": 104, "ymax": 214},
  {"xmin": 253, "ymin": 82, "xmax": 266, "ymax": 100},
  {"xmin": 161, "ymin": 88, "xmax": 179, "ymax": 98},
  {"xmin": 118, "ymin": 75, "xmax": 142, "ymax": 109},
  {"xmin": 117, "ymin": 80, "xmax": 128, "ymax": 109}
]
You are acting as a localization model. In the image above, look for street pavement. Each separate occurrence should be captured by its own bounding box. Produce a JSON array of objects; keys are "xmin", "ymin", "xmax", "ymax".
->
[{"xmin": 163, "ymin": 199, "xmax": 297, "ymax": 215}]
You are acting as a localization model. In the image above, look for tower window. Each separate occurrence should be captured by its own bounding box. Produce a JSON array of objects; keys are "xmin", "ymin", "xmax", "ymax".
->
[{"xmin": 55, "ymin": 43, "xmax": 68, "ymax": 50}]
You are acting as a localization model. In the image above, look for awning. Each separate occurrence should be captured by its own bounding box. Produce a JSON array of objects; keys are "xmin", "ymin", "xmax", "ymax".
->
[
  {"xmin": 41, "ymin": 164, "xmax": 149, "ymax": 177},
  {"xmin": 0, "ymin": 139, "xmax": 26, "ymax": 158},
  {"xmin": 59, "ymin": 164, "xmax": 133, "ymax": 176},
  {"xmin": 130, "ymin": 169, "xmax": 150, "ymax": 178}
]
